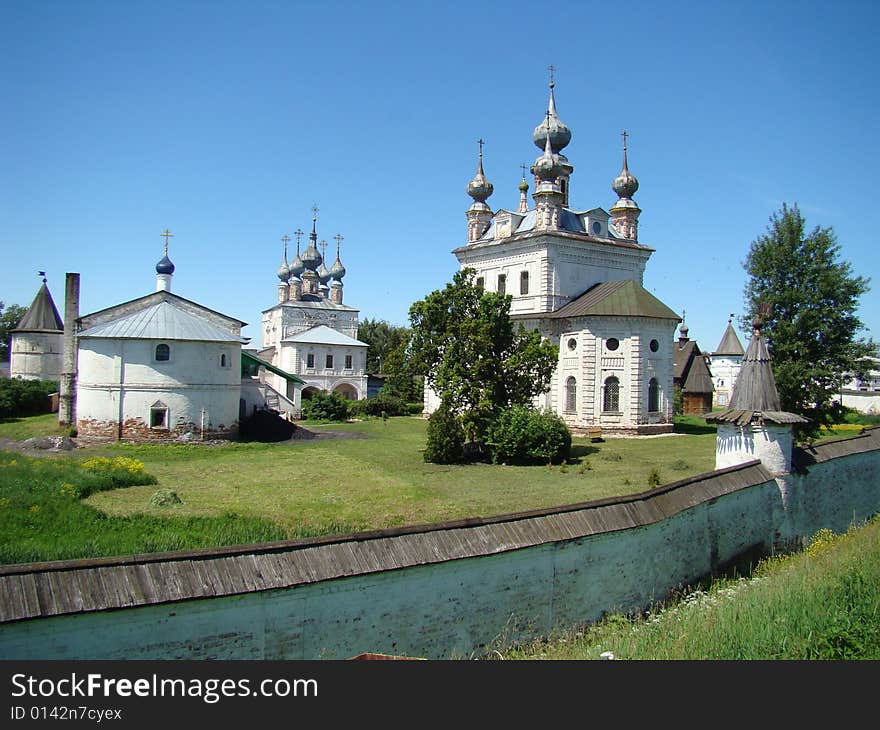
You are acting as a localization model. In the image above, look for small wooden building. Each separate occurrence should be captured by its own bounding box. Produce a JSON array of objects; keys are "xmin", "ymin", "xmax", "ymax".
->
[{"xmin": 673, "ymin": 324, "xmax": 714, "ymax": 415}]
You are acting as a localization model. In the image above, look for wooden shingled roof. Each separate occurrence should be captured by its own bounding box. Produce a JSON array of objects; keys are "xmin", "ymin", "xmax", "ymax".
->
[
  {"xmin": 13, "ymin": 283, "xmax": 63, "ymax": 334},
  {"xmin": 674, "ymin": 340, "xmax": 714, "ymax": 394},
  {"xmin": 0, "ymin": 460, "xmax": 776, "ymax": 624},
  {"xmin": 706, "ymin": 327, "xmax": 808, "ymax": 426}
]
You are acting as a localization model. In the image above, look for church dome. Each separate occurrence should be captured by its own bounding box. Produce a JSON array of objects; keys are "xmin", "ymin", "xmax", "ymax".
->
[
  {"xmin": 518, "ymin": 177, "xmax": 529, "ymax": 193},
  {"xmin": 289, "ymin": 251, "xmax": 305, "ymax": 278},
  {"xmin": 532, "ymin": 83, "xmax": 571, "ymax": 153},
  {"xmin": 612, "ymin": 133, "xmax": 639, "ymax": 199},
  {"xmin": 467, "ymin": 143, "xmax": 493, "ymax": 203},
  {"xmin": 531, "ymin": 131, "xmax": 564, "ymax": 183},
  {"xmin": 612, "ymin": 162, "xmax": 639, "ymax": 199},
  {"xmin": 317, "ymin": 261, "xmax": 332, "ymax": 285},
  {"xmin": 301, "ymin": 238, "xmax": 322, "ymax": 271},
  {"xmin": 329, "ymin": 256, "xmax": 346, "ymax": 281},
  {"xmin": 156, "ymin": 255, "xmax": 175, "ymax": 275},
  {"xmin": 276, "ymin": 259, "xmax": 290, "ymax": 282}
]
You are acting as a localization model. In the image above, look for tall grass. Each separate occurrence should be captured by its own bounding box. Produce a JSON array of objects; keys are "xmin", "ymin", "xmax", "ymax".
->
[
  {"xmin": 0, "ymin": 451, "xmax": 345, "ymax": 564},
  {"xmin": 504, "ymin": 517, "xmax": 880, "ymax": 660}
]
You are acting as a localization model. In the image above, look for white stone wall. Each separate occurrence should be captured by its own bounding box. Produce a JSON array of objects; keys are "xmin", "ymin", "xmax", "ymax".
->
[
  {"xmin": 76, "ymin": 338, "xmax": 241, "ymax": 437},
  {"xmin": 835, "ymin": 391, "xmax": 880, "ymax": 415},
  {"xmin": 283, "ymin": 342, "xmax": 367, "ymax": 399},
  {"xmin": 709, "ymin": 355, "xmax": 742, "ymax": 408},
  {"xmin": 9, "ymin": 331, "xmax": 63, "ymax": 381},
  {"xmin": 715, "ymin": 423, "xmax": 794, "ymax": 474}
]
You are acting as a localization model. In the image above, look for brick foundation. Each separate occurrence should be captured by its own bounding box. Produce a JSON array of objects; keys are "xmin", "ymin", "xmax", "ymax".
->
[{"xmin": 77, "ymin": 418, "xmax": 237, "ymax": 442}]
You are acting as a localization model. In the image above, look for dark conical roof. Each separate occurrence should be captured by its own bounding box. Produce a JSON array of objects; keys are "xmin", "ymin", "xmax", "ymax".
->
[
  {"xmin": 13, "ymin": 282, "xmax": 63, "ymax": 333},
  {"xmin": 706, "ymin": 328, "xmax": 808, "ymax": 426},
  {"xmin": 713, "ymin": 321, "xmax": 744, "ymax": 356}
]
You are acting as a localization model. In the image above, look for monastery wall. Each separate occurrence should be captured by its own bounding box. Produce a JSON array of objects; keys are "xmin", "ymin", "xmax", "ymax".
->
[
  {"xmin": 1, "ymin": 429, "xmax": 877, "ymax": 659},
  {"xmin": 9, "ymin": 332, "xmax": 63, "ymax": 381}
]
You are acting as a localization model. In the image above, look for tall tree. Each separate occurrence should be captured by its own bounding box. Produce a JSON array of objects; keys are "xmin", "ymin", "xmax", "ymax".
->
[
  {"xmin": 357, "ymin": 318, "xmax": 405, "ymax": 374},
  {"xmin": 742, "ymin": 203, "xmax": 874, "ymax": 437},
  {"xmin": 408, "ymin": 268, "xmax": 558, "ymax": 443},
  {"xmin": 0, "ymin": 302, "xmax": 27, "ymax": 362}
]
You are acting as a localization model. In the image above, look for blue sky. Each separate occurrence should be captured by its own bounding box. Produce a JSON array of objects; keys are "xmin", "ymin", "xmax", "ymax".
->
[{"xmin": 2, "ymin": 0, "xmax": 878, "ymax": 351}]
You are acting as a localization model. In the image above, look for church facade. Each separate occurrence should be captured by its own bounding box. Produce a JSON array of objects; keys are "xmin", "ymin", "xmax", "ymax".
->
[
  {"xmin": 258, "ymin": 216, "xmax": 368, "ymax": 415},
  {"xmin": 75, "ymin": 241, "xmax": 248, "ymax": 440},
  {"xmin": 426, "ymin": 80, "xmax": 680, "ymax": 434}
]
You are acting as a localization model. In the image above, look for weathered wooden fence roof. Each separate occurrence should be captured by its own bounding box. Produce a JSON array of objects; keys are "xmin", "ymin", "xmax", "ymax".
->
[{"xmin": 0, "ymin": 458, "xmax": 779, "ymax": 625}]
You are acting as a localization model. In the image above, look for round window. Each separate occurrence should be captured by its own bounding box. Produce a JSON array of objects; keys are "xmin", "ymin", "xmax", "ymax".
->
[
  {"xmin": 606, "ymin": 337, "xmax": 620, "ymax": 351},
  {"xmin": 567, "ymin": 338, "xmax": 577, "ymax": 351},
  {"xmin": 649, "ymin": 339, "xmax": 659, "ymax": 352}
]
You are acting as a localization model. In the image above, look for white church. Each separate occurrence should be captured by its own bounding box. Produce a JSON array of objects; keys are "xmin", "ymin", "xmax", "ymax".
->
[
  {"xmin": 426, "ymin": 78, "xmax": 681, "ymax": 434},
  {"xmin": 256, "ymin": 212, "xmax": 368, "ymax": 416}
]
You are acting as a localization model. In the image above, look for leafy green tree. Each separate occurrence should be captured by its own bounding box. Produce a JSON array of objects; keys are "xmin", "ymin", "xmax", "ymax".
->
[
  {"xmin": 357, "ymin": 318, "xmax": 405, "ymax": 374},
  {"xmin": 0, "ymin": 302, "xmax": 27, "ymax": 362},
  {"xmin": 408, "ymin": 268, "xmax": 558, "ymax": 445},
  {"xmin": 742, "ymin": 203, "xmax": 874, "ymax": 437}
]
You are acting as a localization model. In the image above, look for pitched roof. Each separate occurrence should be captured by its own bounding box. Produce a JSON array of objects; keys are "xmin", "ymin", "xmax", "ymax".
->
[
  {"xmin": 283, "ymin": 324, "xmax": 367, "ymax": 347},
  {"xmin": 548, "ymin": 280, "xmax": 681, "ymax": 321},
  {"xmin": 674, "ymin": 340, "xmax": 714, "ymax": 394},
  {"xmin": 713, "ymin": 322, "xmax": 744, "ymax": 356},
  {"xmin": 706, "ymin": 330, "xmax": 808, "ymax": 426},
  {"xmin": 78, "ymin": 300, "xmax": 246, "ymax": 343},
  {"xmin": 241, "ymin": 351, "xmax": 304, "ymax": 383},
  {"xmin": 13, "ymin": 283, "xmax": 63, "ymax": 333}
]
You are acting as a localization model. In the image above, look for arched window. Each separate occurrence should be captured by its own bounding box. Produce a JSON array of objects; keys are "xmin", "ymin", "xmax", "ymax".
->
[
  {"xmin": 648, "ymin": 378, "xmax": 660, "ymax": 412},
  {"xmin": 603, "ymin": 376, "xmax": 620, "ymax": 412},
  {"xmin": 220, "ymin": 353, "xmax": 228, "ymax": 368},
  {"xmin": 565, "ymin": 376, "xmax": 577, "ymax": 413},
  {"xmin": 520, "ymin": 271, "xmax": 529, "ymax": 295},
  {"xmin": 155, "ymin": 343, "xmax": 170, "ymax": 362}
]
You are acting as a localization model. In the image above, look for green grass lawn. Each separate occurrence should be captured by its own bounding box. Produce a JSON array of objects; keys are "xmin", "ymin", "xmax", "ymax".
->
[
  {"xmin": 0, "ymin": 414, "xmax": 718, "ymax": 563},
  {"xmin": 81, "ymin": 417, "xmax": 717, "ymax": 532}
]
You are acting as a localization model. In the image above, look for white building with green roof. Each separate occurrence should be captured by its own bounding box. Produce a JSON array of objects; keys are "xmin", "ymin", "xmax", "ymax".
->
[{"xmin": 427, "ymin": 79, "xmax": 681, "ymax": 434}]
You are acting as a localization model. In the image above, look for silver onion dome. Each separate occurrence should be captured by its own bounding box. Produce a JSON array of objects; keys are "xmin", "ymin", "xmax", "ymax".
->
[
  {"xmin": 532, "ymin": 82, "xmax": 571, "ymax": 153},
  {"xmin": 466, "ymin": 139, "xmax": 493, "ymax": 203},
  {"xmin": 612, "ymin": 132, "xmax": 639, "ymax": 199}
]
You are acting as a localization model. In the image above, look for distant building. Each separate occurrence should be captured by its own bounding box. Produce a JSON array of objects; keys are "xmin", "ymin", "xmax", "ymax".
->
[
  {"xmin": 259, "ymin": 216, "xmax": 368, "ymax": 416},
  {"xmin": 425, "ymin": 78, "xmax": 680, "ymax": 434},
  {"xmin": 673, "ymin": 323, "xmax": 714, "ymax": 415},
  {"xmin": 9, "ymin": 275, "xmax": 64, "ymax": 381},
  {"xmin": 75, "ymin": 240, "xmax": 248, "ymax": 440},
  {"xmin": 708, "ymin": 317, "xmax": 745, "ymax": 408},
  {"xmin": 834, "ymin": 356, "xmax": 880, "ymax": 415}
]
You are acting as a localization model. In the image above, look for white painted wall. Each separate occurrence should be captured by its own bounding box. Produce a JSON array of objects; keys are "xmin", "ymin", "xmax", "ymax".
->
[
  {"xmin": 716, "ymin": 423, "xmax": 794, "ymax": 474},
  {"xmin": 76, "ymin": 338, "xmax": 241, "ymax": 435},
  {"xmin": 9, "ymin": 332, "xmax": 62, "ymax": 381}
]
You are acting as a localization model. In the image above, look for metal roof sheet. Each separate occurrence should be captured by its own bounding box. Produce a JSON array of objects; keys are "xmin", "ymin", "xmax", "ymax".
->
[
  {"xmin": 547, "ymin": 280, "xmax": 681, "ymax": 320},
  {"xmin": 78, "ymin": 300, "xmax": 246, "ymax": 343},
  {"xmin": 283, "ymin": 324, "xmax": 367, "ymax": 347}
]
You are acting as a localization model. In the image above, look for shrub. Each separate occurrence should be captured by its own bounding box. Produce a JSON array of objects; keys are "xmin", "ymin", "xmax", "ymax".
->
[
  {"xmin": 424, "ymin": 404, "xmax": 465, "ymax": 464},
  {"xmin": 0, "ymin": 379, "xmax": 58, "ymax": 418},
  {"xmin": 647, "ymin": 467, "xmax": 662, "ymax": 487},
  {"xmin": 360, "ymin": 394, "xmax": 408, "ymax": 417},
  {"xmin": 486, "ymin": 406, "xmax": 571, "ymax": 465},
  {"xmin": 300, "ymin": 391, "xmax": 351, "ymax": 422}
]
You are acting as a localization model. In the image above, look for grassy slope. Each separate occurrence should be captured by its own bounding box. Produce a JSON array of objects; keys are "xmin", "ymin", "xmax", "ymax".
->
[{"xmin": 504, "ymin": 517, "xmax": 880, "ymax": 660}]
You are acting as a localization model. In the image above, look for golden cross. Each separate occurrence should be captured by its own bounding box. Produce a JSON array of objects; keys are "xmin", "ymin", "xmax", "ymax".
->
[{"xmin": 160, "ymin": 229, "xmax": 174, "ymax": 255}]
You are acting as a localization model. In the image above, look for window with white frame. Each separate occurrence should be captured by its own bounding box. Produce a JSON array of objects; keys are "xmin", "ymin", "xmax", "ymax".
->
[{"xmin": 603, "ymin": 376, "xmax": 620, "ymax": 412}]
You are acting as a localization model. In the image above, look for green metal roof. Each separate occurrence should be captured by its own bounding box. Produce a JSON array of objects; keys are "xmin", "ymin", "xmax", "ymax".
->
[
  {"xmin": 548, "ymin": 280, "xmax": 681, "ymax": 320},
  {"xmin": 241, "ymin": 350, "xmax": 305, "ymax": 384}
]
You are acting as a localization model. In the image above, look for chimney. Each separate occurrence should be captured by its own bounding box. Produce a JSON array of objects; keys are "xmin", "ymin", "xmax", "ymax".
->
[{"xmin": 58, "ymin": 272, "xmax": 80, "ymax": 427}]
